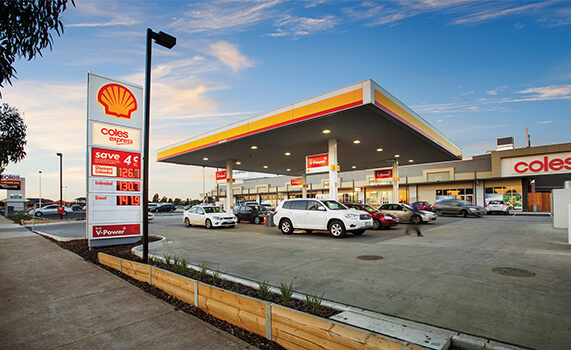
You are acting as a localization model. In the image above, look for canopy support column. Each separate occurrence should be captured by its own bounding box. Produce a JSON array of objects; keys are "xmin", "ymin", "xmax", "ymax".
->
[
  {"xmin": 393, "ymin": 158, "xmax": 399, "ymax": 203},
  {"xmin": 226, "ymin": 160, "xmax": 233, "ymax": 213},
  {"xmin": 302, "ymin": 172, "xmax": 307, "ymax": 198},
  {"xmin": 329, "ymin": 138, "xmax": 338, "ymax": 201}
]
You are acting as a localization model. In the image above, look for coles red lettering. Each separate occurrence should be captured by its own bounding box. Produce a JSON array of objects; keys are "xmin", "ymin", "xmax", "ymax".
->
[
  {"xmin": 513, "ymin": 156, "xmax": 571, "ymax": 173},
  {"xmin": 101, "ymin": 128, "xmax": 129, "ymax": 138}
]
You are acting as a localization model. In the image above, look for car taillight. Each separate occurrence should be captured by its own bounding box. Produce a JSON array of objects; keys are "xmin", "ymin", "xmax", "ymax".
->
[{"xmin": 274, "ymin": 211, "xmax": 278, "ymax": 215}]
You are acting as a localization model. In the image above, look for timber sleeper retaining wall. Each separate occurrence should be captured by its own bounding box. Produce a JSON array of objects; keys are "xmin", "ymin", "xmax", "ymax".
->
[{"xmin": 98, "ymin": 252, "xmax": 429, "ymax": 350}]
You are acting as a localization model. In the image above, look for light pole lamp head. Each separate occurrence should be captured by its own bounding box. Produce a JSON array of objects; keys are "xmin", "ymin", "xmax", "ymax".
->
[
  {"xmin": 153, "ymin": 31, "xmax": 176, "ymax": 49},
  {"xmin": 56, "ymin": 153, "xmax": 62, "ymax": 157}
]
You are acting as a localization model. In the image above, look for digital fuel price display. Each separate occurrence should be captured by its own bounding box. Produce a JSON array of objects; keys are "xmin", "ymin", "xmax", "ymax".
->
[
  {"xmin": 116, "ymin": 180, "xmax": 140, "ymax": 192},
  {"xmin": 116, "ymin": 195, "xmax": 141, "ymax": 206}
]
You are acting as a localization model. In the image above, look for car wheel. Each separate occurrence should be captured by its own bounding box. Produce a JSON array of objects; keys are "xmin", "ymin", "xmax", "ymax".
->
[
  {"xmin": 35, "ymin": 212, "xmax": 42, "ymax": 217},
  {"xmin": 372, "ymin": 219, "xmax": 381, "ymax": 230},
  {"xmin": 328, "ymin": 220, "xmax": 346, "ymax": 238},
  {"xmin": 410, "ymin": 215, "xmax": 422, "ymax": 225},
  {"xmin": 280, "ymin": 219, "xmax": 293, "ymax": 235},
  {"xmin": 205, "ymin": 219, "xmax": 212, "ymax": 229},
  {"xmin": 254, "ymin": 216, "xmax": 261, "ymax": 225},
  {"xmin": 461, "ymin": 210, "xmax": 468, "ymax": 217},
  {"xmin": 184, "ymin": 218, "xmax": 191, "ymax": 227},
  {"xmin": 353, "ymin": 229, "xmax": 365, "ymax": 236}
]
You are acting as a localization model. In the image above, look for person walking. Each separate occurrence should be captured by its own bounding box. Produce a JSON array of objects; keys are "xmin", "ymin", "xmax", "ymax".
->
[{"xmin": 405, "ymin": 202, "xmax": 423, "ymax": 237}]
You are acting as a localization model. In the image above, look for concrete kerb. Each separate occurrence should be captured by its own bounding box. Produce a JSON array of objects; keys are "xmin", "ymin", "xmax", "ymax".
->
[
  {"xmin": 25, "ymin": 220, "xmax": 85, "ymax": 242},
  {"xmin": 129, "ymin": 242, "xmax": 531, "ymax": 350}
]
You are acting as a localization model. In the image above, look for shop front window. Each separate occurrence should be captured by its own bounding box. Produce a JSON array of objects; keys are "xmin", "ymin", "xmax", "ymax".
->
[
  {"xmin": 485, "ymin": 186, "xmax": 522, "ymax": 210},
  {"xmin": 436, "ymin": 188, "xmax": 474, "ymax": 204}
]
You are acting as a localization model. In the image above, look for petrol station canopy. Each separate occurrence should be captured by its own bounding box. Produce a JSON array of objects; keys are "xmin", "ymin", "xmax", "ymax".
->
[{"xmin": 157, "ymin": 79, "xmax": 462, "ymax": 174}]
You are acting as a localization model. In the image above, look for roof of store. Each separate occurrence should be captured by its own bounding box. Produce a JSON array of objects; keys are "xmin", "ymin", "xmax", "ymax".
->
[{"xmin": 157, "ymin": 79, "xmax": 462, "ymax": 174}]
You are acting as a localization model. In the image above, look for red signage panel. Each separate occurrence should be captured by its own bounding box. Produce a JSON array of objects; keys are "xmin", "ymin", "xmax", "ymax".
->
[
  {"xmin": 375, "ymin": 169, "xmax": 393, "ymax": 179},
  {"xmin": 306, "ymin": 153, "xmax": 329, "ymax": 174},
  {"xmin": 92, "ymin": 224, "xmax": 141, "ymax": 238},
  {"xmin": 291, "ymin": 178, "xmax": 303, "ymax": 186},
  {"xmin": 91, "ymin": 147, "xmax": 141, "ymax": 179},
  {"xmin": 216, "ymin": 170, "xmax": 227, "ymax": 181}
]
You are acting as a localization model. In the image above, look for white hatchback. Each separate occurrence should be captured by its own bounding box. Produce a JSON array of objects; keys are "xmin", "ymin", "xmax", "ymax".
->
[
  {"xmin": 273, "ymin": 199, "xmax": 372, "ymax": 238},
  {"xmin": 183, "ymin": 205, "xmax": 237, "ymax": 229},
  {"xmin": 485, "ymin": 200, "xmax": 510, "ymax": 215}
]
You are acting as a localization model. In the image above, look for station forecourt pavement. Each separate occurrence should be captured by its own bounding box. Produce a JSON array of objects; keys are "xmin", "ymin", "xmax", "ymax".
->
[{"xmin": 24, "ymin": 213, "xmax": 571, "ymax": 350}]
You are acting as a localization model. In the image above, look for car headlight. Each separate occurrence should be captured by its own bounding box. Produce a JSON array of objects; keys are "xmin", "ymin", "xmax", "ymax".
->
[
  {"xmin": 344, "ymin": 213, "xmax": 359, "ymax": 220},
  {"xmin": 213, "ymin": 216, "xmax": 223, "ymax": 220},
  {"xmin": 383, "ymin": 215, "xmax": 393, "ymax": 220}
]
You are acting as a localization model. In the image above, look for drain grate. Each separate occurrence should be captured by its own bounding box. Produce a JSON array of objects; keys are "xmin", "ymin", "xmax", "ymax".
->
[
  {"xmin": 492, "ymin": 267, "xmax": 536, "ymax": 278},
  {"xmin": 357, "ymin": 255, "xmax": 383, "ymax": 260}
]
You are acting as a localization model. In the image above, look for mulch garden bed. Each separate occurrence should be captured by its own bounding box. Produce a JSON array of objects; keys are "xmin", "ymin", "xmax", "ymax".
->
[{"xmin": 49, "ymin": 236, "xmax": 340, "ymax": 350}]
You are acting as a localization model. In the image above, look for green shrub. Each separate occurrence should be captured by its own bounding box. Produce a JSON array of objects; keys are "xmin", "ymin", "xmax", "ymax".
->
[
  {"xmin": 198, "ymin": 262, "xmax": 211, "ymax": 280},
  {"xmin": 305, "ymin": 292, "xmax": 324, "ymax": 315},
  {"xmin": 258, "ymin": 280, "xmax": 271, "ymax": 301},
  {"xmin": 212, "ymin": 266, "xmax": 222, "ymax": 284},
  {"xmin": 279, "ymin": 280, "xmax": 295, "ymax": 307}
]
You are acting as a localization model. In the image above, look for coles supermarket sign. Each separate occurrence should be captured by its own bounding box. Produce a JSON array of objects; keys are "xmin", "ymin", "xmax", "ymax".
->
[{"xmin": 501, "ymin": 152, "xmax": 571, "ymax": 177}]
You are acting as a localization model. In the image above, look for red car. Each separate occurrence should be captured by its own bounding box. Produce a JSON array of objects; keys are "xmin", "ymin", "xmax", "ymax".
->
[
  {"xmin": 412, "ymin": 201, "xmax": 433, "ymax": 211},
  {"xmin": 343, "ymin": 203, "xmax": 399, "ymax": 230}
]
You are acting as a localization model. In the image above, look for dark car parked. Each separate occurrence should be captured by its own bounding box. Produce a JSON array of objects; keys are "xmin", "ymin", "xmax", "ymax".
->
[
  {"xmin": 234, "ymin": 204, "xmax": 268, "ymax": 224},
  {"xmin": 412, "ymin": 201, "xmax": 433, "ymax": 211},
  {"xmin": 433, "ymin": 199, "xmax": 484, "ymax": 217},
  {"xmin": 343, "ymin": 203, "xmax": 399, "ymax": 229},
  {"xmin": 151, "ymin": 203, "xmax": 176, "ymax": 212}
]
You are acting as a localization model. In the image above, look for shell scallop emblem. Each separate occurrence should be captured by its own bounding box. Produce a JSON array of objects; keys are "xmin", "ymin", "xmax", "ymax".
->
[{"xmin": 97, "ymin": 83, "xmax": 138, "ymax": 120}]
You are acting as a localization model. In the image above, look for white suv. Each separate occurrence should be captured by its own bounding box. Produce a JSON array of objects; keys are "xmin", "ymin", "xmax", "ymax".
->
[{"xmin": 273, "ymin": 199, "xmax": 373, "ymax": 238}]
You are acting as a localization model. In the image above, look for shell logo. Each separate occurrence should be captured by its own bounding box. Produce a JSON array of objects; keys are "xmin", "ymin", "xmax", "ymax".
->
[{"xmin": 97, "ymin": 83, "xmax": 138, "ymax": 120}]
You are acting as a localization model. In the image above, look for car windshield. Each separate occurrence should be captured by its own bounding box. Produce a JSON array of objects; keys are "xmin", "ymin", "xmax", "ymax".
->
[
  {"xmin": 402, "ymin": 203, "xmax": 413, "ymax": 210},
  {"xmin": 249, "ymin": 206, "xmax": 266, "ymax": 211},
  {"xmin": 362, "ymin": 205, "xmax": 379, "ymax": 212},
  {"xmin": 321, "ymin": 200, "xmax": 347, "ymax": 210},
  {"xmin": 459, "ymin": 200, "xmax": 472, "ymax": 205},
  {"xmin": 203, "ymin": 207, "xmax": 225, "ymax": 213}
]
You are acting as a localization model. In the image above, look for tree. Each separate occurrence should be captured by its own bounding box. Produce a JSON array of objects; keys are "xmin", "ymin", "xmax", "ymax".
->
[
  {"xmin": 160, "ymin": 196, "xmax": 167, "ymax": 203},
  {"xmin": 0, "ymin": 103, "xmax": 27, "ymax": 173},
  {"xmin": 1, "ymin": 0, "xmax": 75, "ymax": 89},
  {"xmin": 152, "ymin": 193, "xmax": 159, "ymax": 203}
]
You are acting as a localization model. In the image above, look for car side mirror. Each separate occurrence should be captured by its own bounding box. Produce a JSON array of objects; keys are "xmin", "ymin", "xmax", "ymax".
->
[{"xmin": 318, "ymin": 206, "xmax": 326, "ymax": 211}]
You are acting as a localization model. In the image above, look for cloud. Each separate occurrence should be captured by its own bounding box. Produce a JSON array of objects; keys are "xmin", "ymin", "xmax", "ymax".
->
[
  {"xmin": 344, "ymin": 0, "xmax": 564, "ymax": 28},
  {"xmin": 486, "ymin": 86, "xmax": 508, "ymax": 95},
  {"xmin": 266, "ymin": 14, "xmax": 339, "ymax": 37},
  {"xmin": 452, "ymin": 2, "xmax": 551, "ymax": 25},
  {"xmin": 536, "ymin": 120, "xmax": 553, "ymax": 124},
  {"xmin": 170, "ymin": 0, "xmax": 281, "ymax": 33},
  {"xmin": 207, "ymin": 41, "xmax": 255, "ymax": 71},
  {"xmin": 66, "ymin": 0, "xmax": 141, "ymax": 27},
  {"xmin": 516, "ymin": 85, "xmax": 571, "ymax": 101}
]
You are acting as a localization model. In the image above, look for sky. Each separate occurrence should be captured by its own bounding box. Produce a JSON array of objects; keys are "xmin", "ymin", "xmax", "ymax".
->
[{"xmin": 2, "ymin": 0, "xmax": 571, "ymax": 203}]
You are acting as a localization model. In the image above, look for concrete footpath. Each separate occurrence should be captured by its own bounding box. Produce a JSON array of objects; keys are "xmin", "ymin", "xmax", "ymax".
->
[{"xmin": 0, "ymin": 216, "xmax": 257, "ymax": 350}]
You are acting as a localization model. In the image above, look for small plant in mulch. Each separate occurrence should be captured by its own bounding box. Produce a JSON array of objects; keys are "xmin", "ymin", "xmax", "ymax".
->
[
  {"xmin": 258, "ymin": 280, "xmax": 272, "ymax": 301},
  {"xmin": 305, "ymin": 292, "xmax": 324, "ymax": 316},
  {"xmin": 278, "ymin": 280, "xmax": 294, "ymax": 307}
]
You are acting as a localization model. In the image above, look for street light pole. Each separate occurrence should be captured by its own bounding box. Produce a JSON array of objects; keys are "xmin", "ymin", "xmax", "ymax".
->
[
  {"xmin": 39, "ymin": 171, "xmax": 42, "ymax": 208},
  {"xmin": 56, "ymin": 153, "xmax": 63, "ymax": 219},
  {"xmin": 142, "ymin": 28, "xmax": 176, "ymax": 263}
]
